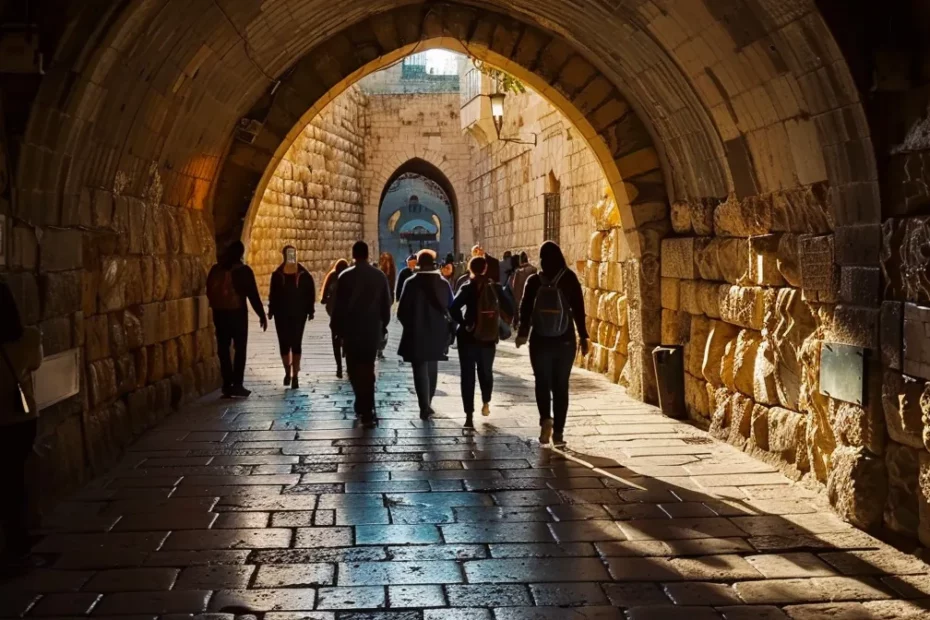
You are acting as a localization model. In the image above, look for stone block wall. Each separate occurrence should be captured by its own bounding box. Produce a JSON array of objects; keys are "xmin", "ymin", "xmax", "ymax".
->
[
  {"xmin": 2, "ymin": 100, "xmax": 220, "ymax": 505},
  {"xmin": 246, "ymin": 87, "xmax": 367, "ymax": 297},
  {"xmin": 360, "ymin": 92, "xmax": 473, "ymax": 256},
  {"xmin": 468, "ymin": 91, "xmax": 604, "ymax": 267}
]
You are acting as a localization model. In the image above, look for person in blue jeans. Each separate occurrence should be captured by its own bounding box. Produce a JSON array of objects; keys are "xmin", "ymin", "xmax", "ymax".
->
[
  {"xmin": 450, "ymin": 256, "xmax": 514, "ymax": 429},
  {"xmin": 515, "ymin": 241, "xmax": 589, "ymax": 448}
]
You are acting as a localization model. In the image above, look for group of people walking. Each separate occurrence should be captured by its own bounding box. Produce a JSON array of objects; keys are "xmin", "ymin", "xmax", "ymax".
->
[{"xmin": 203, "ymin": 240, "xmax": 588, "ymax": 445}]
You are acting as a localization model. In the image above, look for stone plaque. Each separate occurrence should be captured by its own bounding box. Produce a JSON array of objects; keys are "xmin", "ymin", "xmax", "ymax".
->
[
  {"xmin": 33, "ymin": 348, "xmax": 80, "ymax": 410},
  {"xmin": 819, "ymin": 342, "xmax": 866, "ymax": 406}
]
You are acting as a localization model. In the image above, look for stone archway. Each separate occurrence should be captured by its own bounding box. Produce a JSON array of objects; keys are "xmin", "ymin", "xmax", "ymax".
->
[
  {"xmin": 210, "ymin": 7, "xmax": 669, "ymax": 401},
  {"xmin": 374, "ymin": 157, "xmax": 461, "ymax": 265},
  {"xmin": 377, "ymin": 158, "xmax": 458, "ymax": 268}
]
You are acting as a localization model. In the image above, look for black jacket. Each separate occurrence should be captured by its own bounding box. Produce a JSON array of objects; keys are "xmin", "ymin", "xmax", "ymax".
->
[
  {"xmin": 396, "ymin": 267, "xmax": 414, "ymax": 302},
  {"xmin": 207, "ymin": 262, "xmax": 266, "ymax": 320},
  {"xmin": 450, "ymin": 276, "xmax": 514, "ymax": 345},
  {"xmin": 268, "ymin": 264, "xmax": 315, "ymax": 321},
  {"xmin": 331, "ymin": 262, "xmax": 392, "ymax": 357},
  {"xmin": 517, "ymin": 268, "xmax": 588, "ymax": 344},
  {"xmin": 397, "ymin": 271, "xmax": 453, "ymax": 362}
]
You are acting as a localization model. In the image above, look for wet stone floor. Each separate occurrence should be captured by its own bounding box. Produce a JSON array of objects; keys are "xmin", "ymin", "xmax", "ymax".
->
[{"xmin": 4, "ymin": 319, "xmax": 930, "ymax": 620}]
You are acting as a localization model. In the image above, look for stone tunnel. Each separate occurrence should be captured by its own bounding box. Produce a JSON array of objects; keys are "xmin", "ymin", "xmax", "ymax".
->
[{"xmin": 3, "ymin": 0, "xmax": 930, "ymax": 613}]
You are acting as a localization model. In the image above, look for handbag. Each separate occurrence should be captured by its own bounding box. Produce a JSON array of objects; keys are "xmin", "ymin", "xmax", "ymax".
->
[
  {"xmin": 1, "ymin": 344, "xmax": 30, "ymax": 416},
  {"xmin": 498, "ymin": 318, "xmax": 512, "ymax": 341}
]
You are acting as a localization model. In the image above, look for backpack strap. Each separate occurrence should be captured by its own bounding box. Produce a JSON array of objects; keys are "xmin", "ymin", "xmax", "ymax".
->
[{"xmin": 551, "ymin": 268, "xmax": 566, "ymax": 285}]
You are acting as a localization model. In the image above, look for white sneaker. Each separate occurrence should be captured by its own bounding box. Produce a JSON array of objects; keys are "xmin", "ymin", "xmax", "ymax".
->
[
  {"xmin": 481, "ymin": 403, "xmax": 491, "ymax": 417},
  {"xmin": 539, "ymin": 419, "xmax": 553, "ymax": 444}
]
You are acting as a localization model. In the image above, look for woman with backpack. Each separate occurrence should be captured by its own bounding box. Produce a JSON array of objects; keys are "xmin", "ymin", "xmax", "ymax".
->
[
  {"xmin": 321, "ymin": 258, "xmax": 349, "ymax": 378},
  {"xmin": 268, "ymin": 245, "xmax": 316, "ymax": 389},
  {"xmin": 515, "ymin": 241, "xmax": 589, "ymax": 448},
  {"xmin": 397, "ymin": 249, "xmax": 454, "ymax": 420},
  {"xmin": 450, "ymin": 256, "xmax": 514, "ymax": 429}
]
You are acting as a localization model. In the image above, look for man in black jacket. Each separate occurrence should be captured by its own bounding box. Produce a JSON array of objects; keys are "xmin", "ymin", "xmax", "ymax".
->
[
  {"xmin": 331, "ymin": 241, "xmax": 392, "ymax": 427},
  {"xmin": 207, "ymin": 241, "xmax": 267, "ymax": 398},
  {"xmin": 395, "ymin": 255, "xmax": 417, "ymax": 302}
]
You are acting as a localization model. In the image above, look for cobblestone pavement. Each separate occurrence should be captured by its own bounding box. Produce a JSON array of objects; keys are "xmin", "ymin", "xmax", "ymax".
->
[{"xmin": 4, "ymin": 318, "xmax": 930, "ymax": 619}]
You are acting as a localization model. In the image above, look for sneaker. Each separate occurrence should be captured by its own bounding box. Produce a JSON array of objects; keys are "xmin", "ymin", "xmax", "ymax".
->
[
  {"xmin": 419, "ymin": 409, "xmax": 434, "ymax": 420},
  {"xmin": 464, "ymin": 415, "xmax": 474, "ymax": 429},
  {"xmin": 291, "ymin": 376, "xmax": 299, "ymax": 389},
  {"xmin": 539, "ymin": 419, "xmax": 553, "ymax": 444},
  {"xmin": 336, "ymin": 369, "xmax": 343, "ymax": 379},
  {"xmin": 283, "ymin": 373, "xmax": 291, "ymax": 386},
  {"xmin": 481, "ymin": 403, "xmax": 491, "ymax": 417},
  {"xmin": 231, "ymin": 386, "xmax": 252, "ymax": 398},
  {"xmin": 552, "ymin": 434, "xmax": 566, "ymax": 449},
  {"xmin": 360, "ymin": 416, "xmax": 378, "ymax": 429}
]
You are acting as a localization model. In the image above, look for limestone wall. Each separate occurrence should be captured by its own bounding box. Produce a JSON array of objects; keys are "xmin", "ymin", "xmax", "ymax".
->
[
  {"xmin": 3, "ymin": 122, "xmax": 220, "ymax": 504},
  {"xmin": 468, "ymin": 91, "xmax": 603, "ymax": 267},
  {"xmin": 360, "ymin": 93, "xmax": 473, "ymax": 255},
  {"xmin": 246, "ymin": 87, "xmax": 367, "ymax": 296}
]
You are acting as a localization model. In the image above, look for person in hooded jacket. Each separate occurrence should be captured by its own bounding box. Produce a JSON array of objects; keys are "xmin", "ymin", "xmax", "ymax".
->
[
  {"xmin": 449, "ymin": 256, "xmax": 514, "ymax": 429},
  {"xmin": 321, "ymin": 258, "xmax": 350, "ymax": 377},
  {"xmin": 397, "ymin": 249, "xmax": 454, "ymax": 420},
  {"xmin": 515, "ymin": 241, "xmax": 589, "ymax": 448},
  {"xmin": 511, "ymin": 251, "xmax": 537, "ymax": 328},
  {"xmin": 395, "ymin": 255, "xmax": 417, "ymax": 302},
  {"xmin": 268, "ymin": 245, "xmax": 316, "ymax": 389},
  {"xmin": 331, "ymin": 242, "xmax": 392, "ymax": 427},
  {"xmin": 0, "ymin": 279, "xmax": 43, "ymax": 563},
  {"xmin": 206, "ymin": 241, "xmax": 267, "ymax": 398}
]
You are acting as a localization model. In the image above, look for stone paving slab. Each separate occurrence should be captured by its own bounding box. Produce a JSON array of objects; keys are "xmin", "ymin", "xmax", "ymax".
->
[{"xmin": 3, "ymin": 318, "xmax": 930, "ymax": 618}]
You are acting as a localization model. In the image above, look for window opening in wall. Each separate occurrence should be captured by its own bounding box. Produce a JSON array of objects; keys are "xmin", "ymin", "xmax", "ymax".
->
[
  {"xmin": 544, "ymin": 171, "xmax": 561, "ymax": 243},
  {"xmin": 544, "ymin": 192, "xmax": 561, "ymax": 243}
]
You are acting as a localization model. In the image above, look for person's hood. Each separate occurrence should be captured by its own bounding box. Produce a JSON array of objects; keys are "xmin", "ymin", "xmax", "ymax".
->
[{"xmin": 539, "ymin": 241, "xmax": 567, "ymax": 277}]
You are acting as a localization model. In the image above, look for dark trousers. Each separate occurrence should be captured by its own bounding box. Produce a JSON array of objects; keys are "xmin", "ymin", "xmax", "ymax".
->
[
  {"xmin": 346, "ymin": 352, "xmax": 376, "ymax": 419},
  {"xmin": 411, "ymin": 360, "xmax": 438, "ymax": 413},
  {"xmin": 214, "ymin": 309, "xmax": 248, "ymax": 389},
  {"xmin": 331, "ymin": 329, "xmax": 343, "ymax": 372},
  {"xmin": 529, "ymin": 340, "xmax": 576, "ymax": 435},
  {"xmin": 458, "ymin": 340, "xmax": 496, "ymax": 415},
  {"xmin": 1, "ymin": 419, "xmax": 37, "ymax": 555},
  {"xmin": 274, "ymin": 316, "xmax": 306, "ymax": 356}
]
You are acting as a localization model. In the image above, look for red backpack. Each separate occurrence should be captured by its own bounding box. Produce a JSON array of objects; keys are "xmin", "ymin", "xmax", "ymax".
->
[{"xmin": 207, "ymin": 266, "xmax": 242, "ymax": 310}]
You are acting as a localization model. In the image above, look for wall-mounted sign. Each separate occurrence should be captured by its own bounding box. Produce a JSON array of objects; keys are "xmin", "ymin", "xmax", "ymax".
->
[
  {"xmin": 33, "ymin": 348, "xmax": 80, "ymax": 410},
  {"xmin": 0, "ymin": 213, "xmax": 6, "ymax": 267},
  {"xmin": 819, "ymin": 342, "xmax": 866, "ymax": 406}
]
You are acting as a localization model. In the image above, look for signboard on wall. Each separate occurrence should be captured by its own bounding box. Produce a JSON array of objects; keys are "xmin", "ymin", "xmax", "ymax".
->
[
  {"xmin": 33, "ymin": 348, "xmax": 81, "ymax": 410},
  {"xmin": 0, "ymin": 213, "xmax": 6, "ymax": 266}
]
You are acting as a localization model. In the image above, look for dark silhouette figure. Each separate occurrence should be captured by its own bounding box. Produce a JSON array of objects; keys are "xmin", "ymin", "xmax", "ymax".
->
[
  {"xmin": 450, "ymin": 256, "xmax": 514, "ymax": 428},
  {"xmin": 268, "ymin": 245, "xmax": 315, "ymax": 389},
  {"xmin": 516, "ymin": 241, "xmax": 589, "ymax": 447},
  {"xmin": 331, "ymin": 242, "xmax": 392, "ymax": 427},
  {"xmin": 206, "ymin": 241, "xmax": 266, "ymax": 398},
  {"xmin": 321, "ymin": 258, "xmax": 350, "ymax": 378},
  {"xmin": 397, "ymin": 249, "xmax": 454, "ymax": 420},
  {"xmin": 0, "ymin": 279, "xmax": 43, "ymax": 563}
]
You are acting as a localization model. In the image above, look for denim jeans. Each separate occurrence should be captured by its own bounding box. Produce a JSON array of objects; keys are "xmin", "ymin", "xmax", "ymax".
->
[
  {"xmin": 458, "ymin": 340, "xmax": 496, "ymax": 415},
  {"xmin": 411, "ymin": 360, "xmax": 438, "ymax": 413},
  {"xmin": 529, "ymin": 339, "xmax": 576, "ymax": 435}
]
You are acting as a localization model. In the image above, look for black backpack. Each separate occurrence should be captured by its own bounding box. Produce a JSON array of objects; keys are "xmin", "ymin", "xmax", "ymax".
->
[
  {"xmin": 532, "ymin": 269, "xmax": 571, "ymax": 337},
  {"xmin": 472, "ymin": 280, "xmax": 501, "ymax": 343}
]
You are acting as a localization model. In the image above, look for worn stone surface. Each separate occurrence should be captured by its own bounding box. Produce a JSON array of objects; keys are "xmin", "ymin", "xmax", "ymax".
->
[{"xmin": 9, "ymin": 317, "xmax": 927, "ymax": 618}]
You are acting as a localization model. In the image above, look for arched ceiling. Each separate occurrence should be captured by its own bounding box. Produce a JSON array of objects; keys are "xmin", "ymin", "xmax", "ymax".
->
[{"xmin": 17, "ymin": 0, "xmax": 875, "ymax": 249}]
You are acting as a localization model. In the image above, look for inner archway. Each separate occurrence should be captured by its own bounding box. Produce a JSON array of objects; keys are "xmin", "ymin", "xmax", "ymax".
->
[{"xmin": 378, "ymin": 158, "xmax": 458, "ymax": 268}]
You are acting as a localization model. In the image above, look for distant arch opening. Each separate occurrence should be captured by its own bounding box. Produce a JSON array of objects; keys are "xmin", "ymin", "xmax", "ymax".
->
[{"xmin": 378, "ymin": 158, "xmax": 458, "ymax": 268}]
